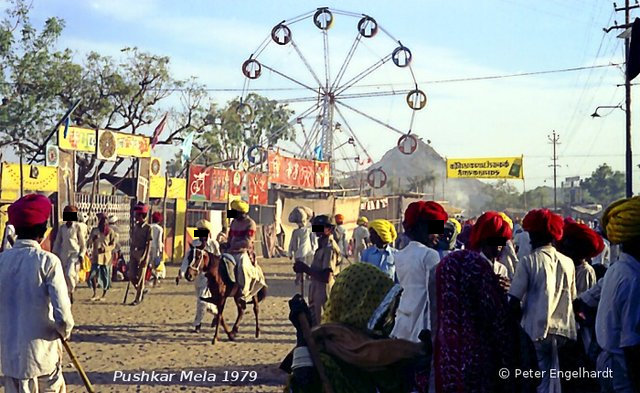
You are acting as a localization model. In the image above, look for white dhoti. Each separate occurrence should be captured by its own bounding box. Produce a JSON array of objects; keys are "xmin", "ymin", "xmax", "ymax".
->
[
  {"xmin": 61, "ymin": 255, "xmax": 81, "ymax": 293},
  {"xmin": 534, "ymin": 334, "xmax": 566, "ymax": 393},
  {"xmin": 194, "ymin": 273, "xmax": 217, "ymax": 327},
  {"xmin": 232, "ymin": 252, "xmax": 267, "ymax": 302},
  {"xmin": 4, "ymin": 363, "xmax": 66, "ymax": 393}
]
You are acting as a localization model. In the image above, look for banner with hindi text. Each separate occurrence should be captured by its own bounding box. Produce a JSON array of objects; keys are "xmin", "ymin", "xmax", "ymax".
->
[
  {"xmin": 58, "ymin": 126, "xmax": 151, "ymax": 158},
  {"xmin": 446, "ymin": 156, "xmax": 523, "ymax": 179}
]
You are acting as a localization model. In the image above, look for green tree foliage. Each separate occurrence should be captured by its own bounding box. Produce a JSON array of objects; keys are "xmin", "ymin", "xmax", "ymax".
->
[
  {"xmin": 0, "ymin": 0, "xmax": 69, "ymax": 155},
  {"xmin": 580, "ymin": 163, "xmax": 625, "ymax": 206},
  {"xmin": 0, "ymin": 2, "xmax": 296, "ymax": 188}
]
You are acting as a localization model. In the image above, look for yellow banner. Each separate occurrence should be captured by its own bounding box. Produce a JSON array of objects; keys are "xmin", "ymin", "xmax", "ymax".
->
[
  {"xmin": 149, "ymin": 177, "xmax": 186, "ymax": 199},
  {"xmin": 446, "ymin": 157, "xmax": 523, "ymax": 179},
  {"xmin": 58, "ymin": 126, "xmax": 151, "ymax": 158},
  {"xmin": 1, "ymin": 163, "xmax": 58, "ymax": 192}
]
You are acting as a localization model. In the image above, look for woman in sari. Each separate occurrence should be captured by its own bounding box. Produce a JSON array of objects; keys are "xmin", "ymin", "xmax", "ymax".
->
[
  {"xmin": 282, "ymin": 263, "xmax": 431, "ymax": 393},
  {"xmin": 434, "ymin": 248, "xmax": 517, "ymax": 393}
]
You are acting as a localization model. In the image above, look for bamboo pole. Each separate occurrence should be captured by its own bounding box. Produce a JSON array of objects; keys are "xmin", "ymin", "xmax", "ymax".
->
[{"xmin": 59, "ymin": 335, "xmax": 95, "ymax": 393}]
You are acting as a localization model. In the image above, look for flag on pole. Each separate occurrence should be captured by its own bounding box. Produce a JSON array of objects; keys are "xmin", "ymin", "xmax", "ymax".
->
[
  {"xmin": 181, "ymin": 131, "xmax": 195, "ymax": 164},
  {"xmin": 314, "ymin": 145, "xmax": 323, "ymax": 161},
  {"xmin": 63, "ymin": 116, "xmax": 71, "ymax": 139},
  {"xmin": 151, "ymin": 112, "xmax": 168, "ymax": 149}
]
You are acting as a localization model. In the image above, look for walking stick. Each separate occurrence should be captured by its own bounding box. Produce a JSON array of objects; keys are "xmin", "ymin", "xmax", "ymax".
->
[
  {"xmin": 122, "ymin": 281, "xmax": 130, "ymax": 304},
  {"xmin": 297, "ymin": 314, "xmax": 334, "ymax": 393},
  {"xmin": 59, "ymin": 335, "xmax": 95, "ymax": 393}
]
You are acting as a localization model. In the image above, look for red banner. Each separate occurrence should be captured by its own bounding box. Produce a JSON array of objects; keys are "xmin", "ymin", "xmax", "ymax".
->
[
  {"xmin": 268, "ymin": 152, "xmax": 322, "ymax": 189},
  {"xmin": 314, "ymin": 161, "xmax": 330, "ymax": 188},
  {"xmin": 248, "ymin": 173, "xmax": 269, "ymax": 205},
  {"xmin": 229, "ymin": 170, "xmax": 245, "ymax": 196},
  {"xmin": 187, "ymin": 165, "xmax": 229, "ymax": 202}
]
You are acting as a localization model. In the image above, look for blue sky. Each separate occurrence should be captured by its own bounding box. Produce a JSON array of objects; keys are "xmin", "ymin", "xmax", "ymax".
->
[{"xmin": 18, "ymin": 0, "xmax": 639, "ymax": 191}]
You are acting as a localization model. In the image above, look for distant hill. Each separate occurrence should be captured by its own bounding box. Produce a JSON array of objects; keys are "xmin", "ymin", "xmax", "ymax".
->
[{"xmin": 347, "ymin": 139, "xmax": 493, "ymax": 215}]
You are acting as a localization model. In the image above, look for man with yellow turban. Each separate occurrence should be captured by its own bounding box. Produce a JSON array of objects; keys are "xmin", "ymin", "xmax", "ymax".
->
[
  {"xmin": 595, "ymin": 196, "xmax": 640, "ymax": 392},
  {"xmin": 228, "ymin": 199, "xmax": 267, "ymax": 307},
  {"xmin": 360, "ymin": 219, "xmax": 397, "ymax": 280},
  {"xmin": 351, "ymin": 216, "xmax": 371, "ymax": 263}
]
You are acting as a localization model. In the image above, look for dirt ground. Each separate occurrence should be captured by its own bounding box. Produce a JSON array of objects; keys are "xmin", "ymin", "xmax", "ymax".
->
[{"xmin": 58, "ymin": 257, "xmax": 297, "ymax": 393}]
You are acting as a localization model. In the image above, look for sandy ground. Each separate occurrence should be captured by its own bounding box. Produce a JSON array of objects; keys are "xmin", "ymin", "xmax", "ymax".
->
[{"xmin": 58, "ymin": 258, "xmax": 297, "ymax": 393}]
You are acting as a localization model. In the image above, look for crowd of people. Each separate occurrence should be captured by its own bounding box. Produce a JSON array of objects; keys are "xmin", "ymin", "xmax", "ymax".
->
[
  {"xmin": 0, "ymin": 190, "xmax": 639, "ymax": 393},
  {"xmin": 283, "ymin": 197, "xmax": 640, "ymax": 393}
]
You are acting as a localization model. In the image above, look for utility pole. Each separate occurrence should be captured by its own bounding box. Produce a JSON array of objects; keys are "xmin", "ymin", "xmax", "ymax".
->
[
  {"xmin": 548, "ymin": 130, "xmax": 560, "ymax": 211},
  {"xmin": 607, "ymin": 1, "xmax": 639, "ymax": 196}
]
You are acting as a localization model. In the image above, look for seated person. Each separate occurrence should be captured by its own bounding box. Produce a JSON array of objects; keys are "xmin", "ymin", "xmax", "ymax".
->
[{"xmin": 281, "ymin": 263, "xmax": 431, "ymax": 393}]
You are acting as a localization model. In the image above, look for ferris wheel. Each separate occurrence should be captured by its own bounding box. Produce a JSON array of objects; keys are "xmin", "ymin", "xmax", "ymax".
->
[{"xmin": 239, "ymin": 7, "xmax": 427, "ymax": 186}]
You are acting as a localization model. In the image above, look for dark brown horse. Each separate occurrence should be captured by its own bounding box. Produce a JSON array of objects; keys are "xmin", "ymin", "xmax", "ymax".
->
[{"xmin": 184, "ymin": 245, "xmax": 266, "ymax": 345}]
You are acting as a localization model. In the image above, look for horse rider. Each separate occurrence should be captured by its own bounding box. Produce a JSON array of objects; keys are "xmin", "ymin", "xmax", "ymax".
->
[
  {"xmin": 176, "ymin": 219, "xmax": 220, "ymax": 332},
  {"xmin": 227, "ymin": 200, "xmax": 267, "ymax": 308}
]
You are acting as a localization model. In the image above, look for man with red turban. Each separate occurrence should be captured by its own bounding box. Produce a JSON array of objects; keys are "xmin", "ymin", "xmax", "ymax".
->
[
  {"xmin": 0, "ymin": 194, "xmax": 74, "ymax": 392},
  {"xmin": 509, "ymin": 208, "xmax": 577, "ymax": 393},
  {"xmin": 129, "ymin": 202, "xmax": 152, "ymax": 305},
  {"xmin": 391, "ymin": 201, "xmax": 446, "ymax": 343},
  {"xmin": 558, "ymin": 222, "xmax": 602, "ymax": 296},
  {"xmin": 469, "ymin": 211, "xmax": 512, "ymax": 284}
]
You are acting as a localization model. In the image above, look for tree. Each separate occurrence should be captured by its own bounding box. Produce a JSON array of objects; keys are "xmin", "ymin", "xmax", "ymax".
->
[
  {"xmin": 407, "ymin": 173, "xmax": 436, "ymax": 194},
  {"xmin": 0, "ymin": 0, "xmax": 70, "ymax": 156},
  {"xmin": 580, "ymin": 163, "xmax": 625, "ymax": 206},
  {"xmin": 482, "ymin": 180, "xmax": 522, "ymax": 211},
  {"xmin": 166, "ymin": 93, "xmax": 295, "ymax": 173}
]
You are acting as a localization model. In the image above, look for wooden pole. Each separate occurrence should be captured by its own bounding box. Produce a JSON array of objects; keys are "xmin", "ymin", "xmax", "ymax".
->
[
  {"xmin": 59, "ymin": 335, "xmax": 95, "ymax": 393},
  {"xmin": 162, "ymin": 172, "xmax": 169, "ymax": 263},
  {"xmin": 19, "ymin": 148, "xmax": 24, "ymax": 198}
]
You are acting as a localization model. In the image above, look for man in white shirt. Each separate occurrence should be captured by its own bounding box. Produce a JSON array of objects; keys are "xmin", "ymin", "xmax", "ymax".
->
[
  {"xmin": 392, "ymin": 201, "xmax": 446, "ymax": 343},
  {"xmin": 513, "ymin": 228, "xmax": 532, "ymax": 260},
  {"xmin": 176, "ymin": 219, "xmax": 220, "ymax": 332},
  {"xmin": 0, "ymin": 194, "xmax": 74, "ymax": 393},
  {"xmin": 509, "ymin": 208, "xmax": 577, "ymax": 393},
  {"xmin": 150, "ymin": 212, "xmax": 165, "ymax": 282},
  {"xmin": 351, "ymin": 216, "xmax": 370, "ymax": 262},
  {"xmin": 53, "ymin": 205, "xmax": 86, "ymax": 304},
  {"xmin": 595, "ymin": 196, "xmax": 640, "ymax": 392}
]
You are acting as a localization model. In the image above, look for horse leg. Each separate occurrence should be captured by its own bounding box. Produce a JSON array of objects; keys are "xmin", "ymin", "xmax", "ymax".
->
[
  {"xmin": 220, "ymin": 311, "xmax": 235, "ymax": 341},
  {"xmin": 253, "ymin": 295, "xmax": 260, "ymax": 338},
  {"xmin": 212, "ymin": 300, "xmax": 225, "ymax": 345},
  {"xmin": 231, "ymin": 296, "xmax": 245, "ymax": 336}
]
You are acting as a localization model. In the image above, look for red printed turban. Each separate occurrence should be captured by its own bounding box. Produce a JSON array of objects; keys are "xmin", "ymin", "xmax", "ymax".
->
[
  {"xmin": 469, "ymin": 211, "xmax": 513, "ymax": 250},
  {"xmin": 8, "ymin": 194, "xmax": 52, "ymax": 227},
  {"xmin": 561, "ymin": 222, "xmax": 605, "ymax": 258},
  {"xmin": 522, "ymin": 208, "xmax": 564, "ymax": 241},
  {"xmin": 404, "ymin": 201, "xmax": 448, "ymax": 231}
]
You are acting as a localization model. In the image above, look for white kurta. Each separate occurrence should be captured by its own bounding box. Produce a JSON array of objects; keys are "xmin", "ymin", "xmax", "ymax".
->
[
  {"xmin": 509, "ymin": 245, "xmax": 577, "ymax": 342},
  {"xmin": 499, "ymin": 239, "xmax": 518, "ymax": 279},
  {"xmin": 0, "ymin": 239, "xmax": 74, "ymax": 379},
  {"xmin": 391, "ymin": 240, "xmax": 440, "ymax": 342},
  {"xmin": 513, "ymin": 230, "xmax": 532, "ymax": 260},
  {"xmin": 592, "ymin": 237, "xmax": 610, "ymax": 267},
  {"xmin": 1, "ymin": 224, "xmax": 15, "ymax": 251},
  {"xmin": 52, "ymin": 223, "xmax": 86, "ymax": 293},
  {"xmin": 352, "ymin": 225, "xmax": 370, "ymax": 262},
  {"xmin": 180, "ymin": 238, "xmax": 220, "ymax": 326},
  {"xmin": 289, "ymin": 225, "xmax": 316, "ymax": 263},
  {"xmin": 149, "ymin": 223, "xmax": 164, "ymax": 264}
]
